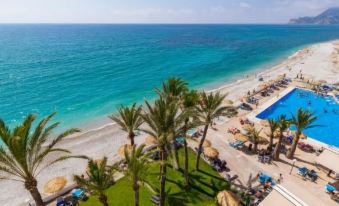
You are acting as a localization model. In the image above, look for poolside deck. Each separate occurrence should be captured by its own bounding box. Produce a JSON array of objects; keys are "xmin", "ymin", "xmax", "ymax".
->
[{"xmin": 193, "ymin": 82, "xmax": 339, "ymax": 206}]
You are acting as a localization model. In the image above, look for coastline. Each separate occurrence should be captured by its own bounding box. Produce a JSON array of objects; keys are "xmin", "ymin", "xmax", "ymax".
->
[
  {"xmin": 74, "ymin": 39, "xmax": 338, "ymax": 137},
  {"xmin": 1, "ymin": 39, "xmax": 339, "ymax": 206}
]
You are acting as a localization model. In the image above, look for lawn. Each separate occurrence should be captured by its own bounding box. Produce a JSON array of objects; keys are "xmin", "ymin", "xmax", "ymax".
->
[{"xmin": 80, "ymin": 148, "xmax": 230, "ymax": 206}]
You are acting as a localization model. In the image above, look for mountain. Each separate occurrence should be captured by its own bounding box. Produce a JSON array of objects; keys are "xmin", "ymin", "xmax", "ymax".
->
[{"xmin": 289, "ymin": 8, "xmax": 339, "ymax": 25}]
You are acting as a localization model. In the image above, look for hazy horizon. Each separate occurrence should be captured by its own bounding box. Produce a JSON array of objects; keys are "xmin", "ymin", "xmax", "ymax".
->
[{"xmin": 1, "ymin": 0, "xmax": 338, "ymax": 24}]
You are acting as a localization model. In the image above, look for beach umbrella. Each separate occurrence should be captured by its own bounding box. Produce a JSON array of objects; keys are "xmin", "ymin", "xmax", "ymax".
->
[
  {"xmin": 118, "ymin": 144, "xmax": 133, "ymax": 157},
  {"xmin": 234, "ymin": 133, "xmax": 249, "ymax": 142},
  {"xmin": 202, "ymin": 139, "xmax": 212, "ymax": 147},
  {"xmin": 242, "ymin": 124, "xmax": 254, "ymax": 131},
  {"xmin": 216, "ymin": 190, "xmax": 240, "ymax": 206},
  {"xmin": 43, "ymin": 176, "xmax": 67, "ymax": 194},
  {"xmin": 203, "ymin": 147, "xmax": 219, "ymax": 158},
  {"xmin": 268, "ymin": 80, "xmax": 275, "ymax": 85},
  {"xmin": 276, "ymin": 74, "xmax": 285, "ymax": 81},
  {"xmin": 145, "ymin": 135, "xmax": 157, "ymax": 145},
  {"xmin": 311, "ymin": 80, "xmax": 321, "ymax": 86},
  {"xmin": 258, "ymin": 83, "xmax": 268, "ymax": 90}
]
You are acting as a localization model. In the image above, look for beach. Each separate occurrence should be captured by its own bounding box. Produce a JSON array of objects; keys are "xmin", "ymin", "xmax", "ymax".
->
[{"xmin": 1, "ymin": 40, "xmax": 339, "ymax": 206}]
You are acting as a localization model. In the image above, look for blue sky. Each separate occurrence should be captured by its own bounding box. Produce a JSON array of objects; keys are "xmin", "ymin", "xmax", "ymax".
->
[{"xmin": 0, "ymin": 0, "xmax": 338, "ymax": 23}]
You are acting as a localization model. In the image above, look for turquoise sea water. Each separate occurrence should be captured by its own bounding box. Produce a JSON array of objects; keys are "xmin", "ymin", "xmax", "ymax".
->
[{"xmin": 1, "ymin": 24, "xmax": 339, "ymax": 131}]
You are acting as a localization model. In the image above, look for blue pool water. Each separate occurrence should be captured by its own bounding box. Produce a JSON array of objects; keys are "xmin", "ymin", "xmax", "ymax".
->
[
  {"xmin": 1, "ymin": 24, "xmax": 339, "ymax": 131},
  {"xmin": 257, "ymin": 88, "xmax": 339, "ymax": 147}
]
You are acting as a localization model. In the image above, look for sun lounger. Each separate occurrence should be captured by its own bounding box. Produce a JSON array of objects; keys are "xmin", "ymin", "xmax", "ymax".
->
[
  {"xmin": 175, "ymin": 136, "xmax": 185, "ymax": 144},
  {"xmin": 187, "ymin": 128, "xmax": 197, "ymax": 137},
  {"xmin": 326, "ymin": 183, "xmax": 337, "ymax": 193},
  {"xmin": 259, "ymin": 174, "xmax": 271, "ymax": 184},
  {"xmin": 56, "ymin": 197, "xmax": 65, "ymax": 206},
  {"xmin": 258, "ymin": 155, "xmax": 263, "ymax": 162},
  {"xmin": 229, "ymin": 140, "xmax": 244, "ymax": 149},
  {"xmin": 263, "ymin": 155, "xmax": 271, "ymax": 163},
  {"xmin": 298, "ymin": 167, "xmax": 308, "ymax": 177},
  {"xmin": 151, "ymin": 195, "xmax": 160, "ymax": 205},
  {"xmin": 71, "ymin": 188, "xmax": 86, "ymax": 200}
]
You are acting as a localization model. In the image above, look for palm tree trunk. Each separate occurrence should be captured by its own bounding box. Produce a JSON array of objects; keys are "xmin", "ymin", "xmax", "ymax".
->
[
  {"xmin": 287, "ymin": 131, "xmax": 300, "ymax": 159},
  {"xmin": 130, "ymin": 133, "xmax": 135, "ymax": 146},
  {"xmin": 99, "ymin": 193, "xmax": 109, "ymax": 206},
  {"xmin": 253, "ymin": 142, "xmax": 258, "ymax": 153},
  {"xmin": 133, "ymin": 179, "xmax": 140, "ymax": 206},
  {"xmin": 273, "ymin": 134, "xmax": 283, "ymax": 160},
  {"xmin": 25, "ymin": 178, "xmax": 45, "ymax": 206},
  {"xmin": 195, "ymin": 124, "xmax": 209, "ymax": 170},
  {"xmin": 269, "ymin": 135, "xmax": 274, "ymax": 148},
  {"xmin": 171, "ymin": 143, "xmax": 179, "ymax": 170},
  {"xmin": 159, "ymin": 146, "xmax": 167, "ymax": 206},
  {"xmin": 183, "ymin": 119, "xmax": 189, "ymax": 186}
]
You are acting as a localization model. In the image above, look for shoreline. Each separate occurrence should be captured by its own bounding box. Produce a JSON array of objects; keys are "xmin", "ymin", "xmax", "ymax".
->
[
  {"xmin": 1, "ymin": 39, "xmax": 339, "ymax": 206},
  {"xmin": 72, "ymin": 40, "xmax": 337, "ymax": 137}
]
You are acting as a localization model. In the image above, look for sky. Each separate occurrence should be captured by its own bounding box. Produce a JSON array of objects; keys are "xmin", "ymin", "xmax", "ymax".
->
[{"xmin": 0, "ymin": 0, "xmax": 338, "ymax": 24}]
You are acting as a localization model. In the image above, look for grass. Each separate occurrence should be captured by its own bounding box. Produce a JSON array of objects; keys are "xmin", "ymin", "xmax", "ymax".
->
[{"xmin": 80, "ymin": 148, "xmax": 230, "ymax": 206}]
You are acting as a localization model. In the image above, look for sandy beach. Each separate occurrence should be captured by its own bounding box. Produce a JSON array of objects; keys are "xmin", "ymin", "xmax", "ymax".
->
[{"xmin": 1, "ymin": 40, "xmax": 339, "ymax": 206}]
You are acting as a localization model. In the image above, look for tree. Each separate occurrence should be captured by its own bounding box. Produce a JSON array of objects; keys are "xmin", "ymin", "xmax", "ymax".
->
[
  {"xmin": 156, "ymin": 77, "xmax": 188, "ymax": 170},
  {"xmin": 272, "ymin": 115, "xmax": 290, "ymax": 160},
  {"xmin": 247, "ymin": 128, "xmax": 264, "ymax": 153},
  {"xmin": 156, "ymin": 77, "xmax": 188, "ymax": 102},
  {"xmin": 286, "ymin": 108, "xmax": 318, "ymax": 159},
  {"xmin": 142, "ymin": 98, "xmax": 185, "ymax": 206},
  {"xmin": 74, "ymin": 157, "xmax": 115, "ymax": 206},
  {"xmin": 266, "ymin": 119, "xmax": 279, "ymax": 148},
  {"xmin": 180, "ymin": 90, "xmax": 200, "ymax": 186},
  {"xmin": 0, "ymin": 113, "xmax": 81, "ymax": 206},
  {"xmin": 123, "ymin": 144, "xmax": 150, "ymax": 206},
  {"xmin": 110, "ymin": 103, "xmax": 143, "ymax": 146},
  {"xmin": 195, "ymin": 92, "xmax": 237, "ymax": 170}
]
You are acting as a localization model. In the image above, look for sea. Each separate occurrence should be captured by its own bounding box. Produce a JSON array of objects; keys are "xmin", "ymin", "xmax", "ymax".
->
[{"xmin": 1, "ymin": 24, "xmax": 339, "ymax": 131}]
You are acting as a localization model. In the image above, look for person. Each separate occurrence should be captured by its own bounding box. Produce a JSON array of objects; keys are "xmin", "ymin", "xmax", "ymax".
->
[
  {"xmin": 328, "ymin": 169, "xmax": 333, "ymax": 177},
  {"xmin": 308, "ymin": 100, "xmax": 311, "ymax": 106},
  {"xmin": 248, "ymin": 143, "xmax": 253, "ymax": 152},
  {"xmin": 324, "ymin": 108, "xmax": 328, "ymax": 113},
  {"xmin": 277, "ymin": 173, "xmax": 283, "ymax": 183}
]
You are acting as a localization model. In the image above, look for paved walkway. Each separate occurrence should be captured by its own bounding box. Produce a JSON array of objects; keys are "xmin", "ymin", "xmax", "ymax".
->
[{"xmin": 194, "ymin": 118, "xmax": 338, "ymax": 206}]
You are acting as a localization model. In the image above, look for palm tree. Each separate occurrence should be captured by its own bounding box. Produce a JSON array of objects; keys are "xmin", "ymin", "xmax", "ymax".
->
[
  {"xmin": 74, "ymin": 157, "xmax": 115, "ymax": 206},
  {"xmin": 180, "ymin": 90, "xmax": 200, "ymax": 186},
  {"xmin": 266, "ymin": 119, "xmax": 279, "ymax": 148},
  {"xmin": 286, "ymin": 108, "xmax": 318, "ymax": 159},
  {"xmin": 142, "ymin": 98, "xmax": 185, "ymax": 206},
  {"xmin": 156, "ymin": 77, "xmax": 188, "ymax": 102},
  {"xmin": 109, "ymin": 103, "xmax": 143, "ymax": 146},
  {"xmin": 273, "ymin": 115, "xmax": 290, "ymax": 160},
  {"xmin": 195, "ymin": 91, "xmax": 237, "ymax": 170},
  {"xmin": 0, "ymin": 113, "xmax": 81, "ymax": 206},
  {"xmin": 123, "ymin": 144, "xmax": 150, "ymax": 206},
  {"xmin": 156, "ymin": 77, "xmax": 188, "ymax": 170},
  {"xmin": 247, "ymin": 128, "xmax": 264, "ymax": 153}
]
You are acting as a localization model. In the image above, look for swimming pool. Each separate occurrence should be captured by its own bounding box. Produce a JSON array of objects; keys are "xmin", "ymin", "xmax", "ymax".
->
[{"xmin": 256, "ymin": 88, "xmax": 339, "ymax": 147}]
